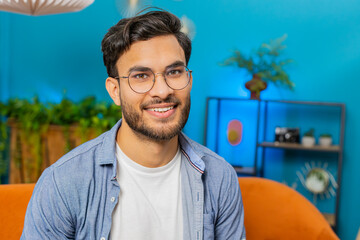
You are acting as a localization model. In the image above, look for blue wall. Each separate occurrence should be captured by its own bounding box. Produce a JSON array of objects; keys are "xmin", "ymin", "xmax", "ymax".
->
[{"xmin": 1, "ymin": 0, "xmax": 360, "ymax": 239}]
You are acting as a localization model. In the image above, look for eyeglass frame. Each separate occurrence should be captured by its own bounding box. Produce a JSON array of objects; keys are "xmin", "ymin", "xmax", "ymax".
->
[{"xmin": 114, "ymin": 65, "xmax": 193, "ymax": 94}]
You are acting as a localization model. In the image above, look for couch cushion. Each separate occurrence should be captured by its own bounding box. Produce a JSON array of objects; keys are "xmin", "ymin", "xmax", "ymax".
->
[{"xmin": 0, "ymin": 183, "xmax": 35, "ymax": 239}]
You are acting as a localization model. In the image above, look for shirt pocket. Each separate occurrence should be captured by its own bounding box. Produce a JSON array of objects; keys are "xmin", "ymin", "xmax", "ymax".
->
[{"xmin": 203, "ymin": 213, "xmax": 215, "ymax": 240}]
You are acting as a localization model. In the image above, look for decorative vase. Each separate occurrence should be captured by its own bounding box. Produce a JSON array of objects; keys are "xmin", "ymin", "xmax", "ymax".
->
[
  {"xmin": 319, "ymin": 136, "xmax": 332, "ymax": 147},
  {"xmin": 245, "ymin": 74, "xmax": 267, "ymax": 100},
  {"xmin": 302, "ymin": 136, "xmax": 315, "ymax": 147}
]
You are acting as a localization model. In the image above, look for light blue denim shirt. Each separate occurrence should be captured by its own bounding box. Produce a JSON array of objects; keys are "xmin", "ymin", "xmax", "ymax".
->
[{"xmin": 21, "ymin": 119, "xmax": 246, "ymax": 240}]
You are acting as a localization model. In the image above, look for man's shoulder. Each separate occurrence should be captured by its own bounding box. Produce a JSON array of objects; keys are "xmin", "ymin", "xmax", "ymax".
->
[
  {"xmin": 32, "ymin": 130, "xmax": 114, "ymax": 208},
  {"xmin": 181, "ymin": 133, "xmax": 239, "ymax": 207},
  {"xmin": 181, "ymin": 133, "xmax": 235, "ymax": 177},
  {"xmin": 41, "ymin": 130, "xmax": 112, "ymax": 186},
  {"xmin": 52, "ymin": 131, "xmax": 108, "ymax": 168}
]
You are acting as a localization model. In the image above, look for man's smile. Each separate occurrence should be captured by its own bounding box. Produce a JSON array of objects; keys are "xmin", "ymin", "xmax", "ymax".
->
[
  {"xmin": 143, "ymin": 103, "xmax": 178, "ymax": 118},
  {"xmin": 147, "ymin": 106, "xmax": 174, "ymax": 113}
]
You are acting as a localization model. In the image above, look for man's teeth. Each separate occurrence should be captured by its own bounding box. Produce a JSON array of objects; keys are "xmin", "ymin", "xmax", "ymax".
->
[{"xmin": 148, "ymin": 106, "xmax": 174, "ymax": 113}]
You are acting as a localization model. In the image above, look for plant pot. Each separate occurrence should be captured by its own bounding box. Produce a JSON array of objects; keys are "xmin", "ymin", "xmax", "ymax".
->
[
  {"xmin": 245, "ymin": 74, "xmax": 267, "ymax": 100},
  {"xmin": 302, "ymin": 136, "xmax": 315, "ymax": 147},
  {"xmin": 319, "ymin": 137, "xmax": 332, "ymax": 147}
]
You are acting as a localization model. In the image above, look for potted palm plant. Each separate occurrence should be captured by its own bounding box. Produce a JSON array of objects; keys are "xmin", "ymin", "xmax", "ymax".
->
[{"xmin": 221, "ymin": 34, "xmax": 294, "ymax": 99}]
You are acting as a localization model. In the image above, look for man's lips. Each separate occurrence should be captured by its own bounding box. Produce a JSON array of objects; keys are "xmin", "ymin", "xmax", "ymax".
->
[
  {"xmin": 143, "ymin": 103, "xmax": 178, "ymax": 118},
  {"xmin": 144, "ymin": 104, "xmax": 177, "ymax": 113}
]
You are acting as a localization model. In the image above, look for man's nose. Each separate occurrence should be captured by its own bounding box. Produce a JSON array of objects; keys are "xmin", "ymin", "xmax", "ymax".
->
[{"xmin": 148, "ymin": 73, "xmax": 174, "ymax": 98}]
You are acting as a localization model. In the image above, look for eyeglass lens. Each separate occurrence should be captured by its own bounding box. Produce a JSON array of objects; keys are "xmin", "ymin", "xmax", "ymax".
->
[{"xmin": 128, "ymin": 66, "xmax": 191, "ymax": 93}]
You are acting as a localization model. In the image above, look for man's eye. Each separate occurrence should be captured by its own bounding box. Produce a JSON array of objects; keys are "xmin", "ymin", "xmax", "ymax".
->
[
  {"xmin": 133, "ymin": 73, "xmax": 149, "ymax": 79},
  {"xmin": 167, "ymin": 69, "xmax": 183, "ymax": 76}
]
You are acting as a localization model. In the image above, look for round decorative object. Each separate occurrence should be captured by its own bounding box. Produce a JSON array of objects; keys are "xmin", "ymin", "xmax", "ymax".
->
[
  {"xmin": 301, "ymin": 136, "xmax": 315, "ymax": 147},
  {"xmin": 227, "ymin": 120, "xmax": 243, "ymax": 146},
  {"xmin": 296, "ymin": 162, "xmax": 337, "ymax": 204},
  {"xmin": 305, "ymin": 168, "xmax": 330, "ymax": 194},
  {"xmin": 0, "ymin": 0, "xmax": 94, "ymax": 16}
]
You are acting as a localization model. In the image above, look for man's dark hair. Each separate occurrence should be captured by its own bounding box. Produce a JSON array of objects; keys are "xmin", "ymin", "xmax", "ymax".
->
[{"xmin": 101, "ymin": 9, "xmax": 192, "ymax": 78}]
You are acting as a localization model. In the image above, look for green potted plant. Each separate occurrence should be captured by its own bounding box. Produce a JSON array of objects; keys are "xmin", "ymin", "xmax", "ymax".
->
[
  {"xmin": 0, "ymin": 96, "xmax": 121, "ymax": 183},
  {"xmin": 221, "ymin": 34, "xmax": 294, "ymax": 99},
  {"xmin": 319, "ymin": 133, "xmax": 332, "ymax": 147},
  {"xmin": 302, "ymin": 128, "xmax": 315, "ymax": 147}
]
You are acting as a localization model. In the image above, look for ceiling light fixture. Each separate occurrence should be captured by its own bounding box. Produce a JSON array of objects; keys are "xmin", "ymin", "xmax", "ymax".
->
[{"xmin": 0, "ymin": 0, "xmax": 94, "ymax": 16}]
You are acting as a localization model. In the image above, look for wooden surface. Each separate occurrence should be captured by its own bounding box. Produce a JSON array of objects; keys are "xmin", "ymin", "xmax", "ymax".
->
[
  {"xmin": 233, "ymin": 166, "xmax": 255, "ymax": 175},
  {"xmin": 258, "ymin": 142, "xmax": 340, "ymax": 152},
  {"xmin": 323, "ymin": 213, "xmax": 335, "ymax": 227}
]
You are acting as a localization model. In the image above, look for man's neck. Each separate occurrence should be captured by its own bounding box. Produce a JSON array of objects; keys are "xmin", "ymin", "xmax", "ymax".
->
[{"xmin": 116, "ymin": 122, "xmax": 179, "ymax": 168}]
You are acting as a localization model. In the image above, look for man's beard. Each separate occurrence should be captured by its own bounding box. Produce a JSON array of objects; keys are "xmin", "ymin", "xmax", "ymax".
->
[{"xmin": 120, "ymin": 95, "xmax": 191, "ymax": 141}]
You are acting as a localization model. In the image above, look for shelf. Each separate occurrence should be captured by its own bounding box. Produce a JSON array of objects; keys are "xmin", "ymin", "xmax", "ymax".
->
[
  {"xmin": 205, "ymin": 98, "xmax": 345, "ymax": 232},
  {"xmin": 258, "ymin": 142, "xmax": 340, "ymax": 152},
  {"xmin": 323, "ymin": 213, "xmax": 335, "ymax": 227},
  {"xmin": 232, "ymin": 166, "xmax": 255, "ymax": 175}
]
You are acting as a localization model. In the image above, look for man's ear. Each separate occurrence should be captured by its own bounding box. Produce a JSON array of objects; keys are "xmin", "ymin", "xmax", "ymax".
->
[
  {"xmin": 105, "ymin": 77, "xmax": 121, "ymax": 106},
  {"xmin": 189, "ymin": 73, "xmax": 193, "ymax": 91}
]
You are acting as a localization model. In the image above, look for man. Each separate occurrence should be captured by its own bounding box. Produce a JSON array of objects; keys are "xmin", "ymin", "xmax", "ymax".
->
[{"xmin": 21, "ymin": 10, "xmax": 245, "ymax": 240}]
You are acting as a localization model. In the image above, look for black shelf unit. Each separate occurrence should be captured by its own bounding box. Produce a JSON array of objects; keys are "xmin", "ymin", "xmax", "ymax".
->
[{"xmin": 204, "ymin": 97, "xmax": 345, "ymax": 232}]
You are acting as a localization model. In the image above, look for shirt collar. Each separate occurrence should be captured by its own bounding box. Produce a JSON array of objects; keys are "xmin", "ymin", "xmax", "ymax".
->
[
  {"xmin": 178, "ymin": 132, "xmax": 205, "ymax": 174},
  {"xmin": 97, "ymin": 119, "xmax": 206, "ymax": 174},
  {"xmin": 97, "ymin": 119, "xmax": 122, "ymax": 165}
]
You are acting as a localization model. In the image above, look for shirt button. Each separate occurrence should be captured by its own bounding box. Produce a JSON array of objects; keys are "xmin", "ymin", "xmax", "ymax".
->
[
  {"xmin": 100, "ymin": 237, "xmax": 105, "ymax": 240},
  {"xmin": 111, "ymin": 197, "xmax": 115, "ymax": 202}
]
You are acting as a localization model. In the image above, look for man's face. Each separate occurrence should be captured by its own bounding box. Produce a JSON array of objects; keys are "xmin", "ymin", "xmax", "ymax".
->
[{"xmin": 114, "ymin": 35, "xmax": 192, "ymax": 141}]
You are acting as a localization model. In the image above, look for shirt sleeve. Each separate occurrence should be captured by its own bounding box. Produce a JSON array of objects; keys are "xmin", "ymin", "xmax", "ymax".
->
[
  {"xmin": 21, "ymin": 168, "xmax": 75, "ymax": 239},
  {"xmin": 215, "ymin": 165, "xmax": 246, "ymax": 240}
]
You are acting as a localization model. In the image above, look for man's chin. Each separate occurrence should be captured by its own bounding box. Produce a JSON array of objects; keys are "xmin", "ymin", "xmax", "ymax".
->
[
  {"xmin": 135, "ymin": 125, "xmax": 182, "ymax": 141},
  {"xmin": 121, "ymin": 97, "xmax": 190, "ymax": 141}
]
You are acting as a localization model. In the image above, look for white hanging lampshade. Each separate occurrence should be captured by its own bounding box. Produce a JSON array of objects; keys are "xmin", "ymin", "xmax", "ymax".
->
[{"xmin": 0, "ymin": 0, "xmax": 94, "ymax": 16}]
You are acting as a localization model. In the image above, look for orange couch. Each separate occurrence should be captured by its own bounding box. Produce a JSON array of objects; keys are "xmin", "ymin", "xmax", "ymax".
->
[
  {"xmin": 0, "ymin": 183, "xmax": 35, "ymax": 239},
  {"xmin": 239, "ymin": 177, "xmax": 339, "ymax": 240},
  {"xmin": 0, "ymin": 178, "xmax": 339, "ymax": 240}
]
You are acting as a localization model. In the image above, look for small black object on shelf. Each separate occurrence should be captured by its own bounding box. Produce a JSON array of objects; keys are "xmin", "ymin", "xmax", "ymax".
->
[{"xmin": 275, "ymin": 127, "xmax": 300, "ymax": 143}]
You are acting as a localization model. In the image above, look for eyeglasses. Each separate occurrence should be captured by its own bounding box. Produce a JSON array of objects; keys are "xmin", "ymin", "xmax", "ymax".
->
[{"xmin": 115, "ymin": 66, "xmax": 192, "ymax": 94}]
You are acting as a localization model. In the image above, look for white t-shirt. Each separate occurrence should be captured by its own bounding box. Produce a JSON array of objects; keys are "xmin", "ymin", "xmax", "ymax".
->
[{"xmin": 110, "ymin": 144, "xmax": 183, "ymax": 240}]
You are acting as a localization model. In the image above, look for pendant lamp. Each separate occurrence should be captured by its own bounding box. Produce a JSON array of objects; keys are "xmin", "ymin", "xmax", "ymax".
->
[{"xmin": 0, "ymin": 0, "xmax": 94, "ymax": 16}]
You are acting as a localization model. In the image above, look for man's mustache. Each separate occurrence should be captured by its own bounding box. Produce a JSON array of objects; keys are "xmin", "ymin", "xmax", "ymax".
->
[{"xmin": 140, "ymin": 96, "xmax": 181, "ymax": 109}]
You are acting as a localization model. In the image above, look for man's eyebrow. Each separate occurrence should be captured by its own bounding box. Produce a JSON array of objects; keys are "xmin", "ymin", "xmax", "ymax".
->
[
  {"xmin": 165, "ymin": 61, "xmax": 186, "ymax": 70},
  {"xmin": 126, "ymin": 60, "xmax": 186, "ymax": 74},
  {"xmin": 127, "ymin": 66, "xmax": 152, "ymax": 74}
]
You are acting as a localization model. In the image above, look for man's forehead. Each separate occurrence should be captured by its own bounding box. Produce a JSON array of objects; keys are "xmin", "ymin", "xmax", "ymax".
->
[{"xmin": 116, "ymin": 35, "xmax": 186, "ymax": 70}]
